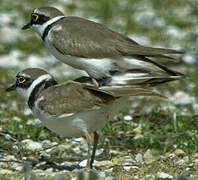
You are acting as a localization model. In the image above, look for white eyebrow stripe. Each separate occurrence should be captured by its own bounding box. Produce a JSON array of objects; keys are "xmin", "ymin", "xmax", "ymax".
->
[
  {"xmin": 17, "ymin": 72, "xmax": 31, "ymax": 78},
  {"xmin": 32, "ymin": 15, "xmax": 65, "ymax": 37}
]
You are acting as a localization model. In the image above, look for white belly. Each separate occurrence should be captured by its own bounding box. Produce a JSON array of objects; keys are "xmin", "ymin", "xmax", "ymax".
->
[{"xmin": 32, "ymin": 97, "xmax": 127, "ymax": 137}]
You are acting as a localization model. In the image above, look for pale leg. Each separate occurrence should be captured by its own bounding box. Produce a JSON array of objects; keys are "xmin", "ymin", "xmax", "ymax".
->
[
  {"xmin": 91, "ymin": 78, "xmax": 99, "ymax": 87},
  {"xmin": 85, "ymin": 132, "xmax": 92, "ymax": 169}
]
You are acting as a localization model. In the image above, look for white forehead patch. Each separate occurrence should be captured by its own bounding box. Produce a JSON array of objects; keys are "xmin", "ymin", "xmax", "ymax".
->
[
  {"xmin": 17, "ymin": 72, "xmax": 31, "ymax": 79},
  {"xmin": 34, "ymin": 8, "xmax": 46, "ymax": 16},
  {"xmin": 16, "ymin": 74, "xmax": 52, "ymax": 102}
]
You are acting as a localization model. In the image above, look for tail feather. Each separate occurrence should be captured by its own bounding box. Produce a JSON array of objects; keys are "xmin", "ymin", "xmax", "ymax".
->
[
  {"xmin": 131, "ymin": 55, "xmax": 184, "ymax": 76},
  {"xmin": 109, "ymin": 70, "xmax": 184, "ymax": 87},
  {"xmin": 107, "ymin": 54, "xmax": 185, "ymax": 86},
  {"xmin": 146, "ymin": 54, "xmax": 178, "ymax": 60}
]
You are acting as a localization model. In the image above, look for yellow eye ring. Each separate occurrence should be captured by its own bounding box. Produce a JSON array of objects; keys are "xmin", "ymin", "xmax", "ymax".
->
[
  {"xmin": 32, "ymin": 14, "xmax": 39, "ymax": 22},
  {"xmin": 17, "ymin": 77, "xmax": 26, "ymax": 84}
]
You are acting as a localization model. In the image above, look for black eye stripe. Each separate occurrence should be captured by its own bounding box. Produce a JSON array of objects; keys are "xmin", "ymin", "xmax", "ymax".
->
[
  {"xmin": 18, "ymin": 79, "xmax": 32, "ymax": 88},
  {"xmin": 31, "ymin": 13, "xmax": 50, "ymax": 25},
  {"xmin": 16, "ymin": 76, "xmax": 32, "ymax": 88}
]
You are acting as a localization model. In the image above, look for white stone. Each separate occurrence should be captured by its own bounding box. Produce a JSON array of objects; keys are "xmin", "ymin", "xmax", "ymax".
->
[
  {"xmin": 79, "ymin": 159, "xmax": 87, "ymax": 167},
  {"xmin": 123, "ymin": 165, "xmax": 139, "ymax": 171},
  {"xmin": 5, "ymin": 155, "xmax": 16, "ymax": 161},
  {"xmin": 123, "ymin": 115, "xmax": 133, "ymax": 121},
  {"xmin": 183, "ymin": 54, "xmax": 196, "ymax": 64},
  {"xmin": 145, "ymin": 174, "xmax": 155, "ymax": 178},
  {"xmin": 167, "ymin": 153, "xmax": 176, "ymax": 158},
  {"xmin": 156, "ymin": 172, "xmax": 173, "ymax": 179},
  {"xmin": 123, "ymin": 166, "xmax": 131, "ymax": 171},
  {"xmin": 13, "ymin": 116, "xmax": 21, "ymax": 122},
  {"xmin": 134, "ymin": 175, "xmax": 139, "ymax": 179},
  {"xmin": 105, "ymin": 177, "xmax": 115, "ymax": 180},
  {"xmin": 104, "ymin": 168, "xmax": 113, "ymax": 173},
  {"xmin": 0, "ymin": 169, "xmax": 13, "ymax": 175},
  {"xmin": 21, "ymin": 139, "xmax": 42, "ymax": 151},
  {"xmin": 135, "ymin": 153, "xmax": 143, "ymax": 163},
  {"xmin": 27, "ymin": 119, "xmax": 41, "ymax": 125},
  {"xmin": 143, "ymin": 149, "xmax": 157, "ymax": 164},
  {"xmin": 175, "ymin": 159, "xmax": 185, "ymax": 165},
  {"xmin": 93, "ymin": 160, "xmax": 113, "ymax": 167},
  {"xmin": 19, "ymin": 125, "xmax": 23, "ymax": 129}
]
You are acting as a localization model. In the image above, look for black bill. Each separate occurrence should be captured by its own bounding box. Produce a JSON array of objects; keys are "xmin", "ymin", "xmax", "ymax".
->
[
  {"xmin": 6, "ymin": 83, "xmax": 17, "ymax": 92},
  {"xmin": 22, "ymin": 22, "xmax": 31, "ymax": 30}
]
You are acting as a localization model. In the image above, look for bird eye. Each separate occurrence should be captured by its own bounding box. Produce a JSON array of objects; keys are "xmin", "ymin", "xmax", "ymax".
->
[
  {"xmin": 17, "ymin": 77, "xmax": 26, "ymax": 84},
  {"xmin": 31, "ymin": 14, "xmax": 39, "ymax": 22}
]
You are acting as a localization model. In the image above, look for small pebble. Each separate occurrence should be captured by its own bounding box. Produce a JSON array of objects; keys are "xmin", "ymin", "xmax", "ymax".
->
[
  {"xmin": 94, "ymin": 160, "xmax": 113, "ymax": 168},
  {"xmin": 123, "ymin": 115, "xmax": 133, "ymax": 121},
  {"xmin": 21, "ymin": 139, "xmax": 42, "ymax": 151},
  {"xmin": 104, "ymin": 168, "xmax": 113, "ymax": 173},
  {"xmin": 134, "ymin": 133, "xmax": 144, "ymax": 139},
  {"xmin": 144, "ymin": 149, "xmax": 157, "ymax": 164},
  {"xmin": 0, "ymin": 169, "xmax": 14, "ymax": 175},
  {"xmin": 79, "ymin": 159, "xmax": 87, "ymax": 167},
  {"xmin": 135, "ymin": 153, "xmax": 143, "ymax": 163},
  {"xmin": 156, "ymin": 172, "xmax": 173, "ymax": 179},
  {"xmin": 133, "ymin": 127, "xmax": 142, "ymax": 134},
  {"xmin": 27, "ymin": 118, "xmax": 41, "ymax": 125},
  {"xmin": 174, "ymin": 149, "xmax": 186, "ymax": 157},
  {"xmin": 13, "ymin": 116, "xmax": 21, "ymax": 122},
  {"xmin": 175, "ymin": 159, "xmax": 185, "ymax": 165}
]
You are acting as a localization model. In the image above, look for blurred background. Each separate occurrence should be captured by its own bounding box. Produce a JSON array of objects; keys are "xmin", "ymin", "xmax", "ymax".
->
[{"xmin": 0, "ymin": 0, "xmax": 198, "ymax": 179}]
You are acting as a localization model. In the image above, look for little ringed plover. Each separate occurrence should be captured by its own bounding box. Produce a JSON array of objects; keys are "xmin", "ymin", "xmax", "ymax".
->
[
  {"xmin": 22, "ymin": 7, "xmax": 184, "ymax": 86},
  {"xmin": 6, "ymin": 68, "xmax": 170, "ymax": 168}
]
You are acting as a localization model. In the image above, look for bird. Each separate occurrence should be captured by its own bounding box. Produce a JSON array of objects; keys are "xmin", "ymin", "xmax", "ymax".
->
[
  {"xmin": 6, "ymin": 68, "xmax": 171, "ymax": 169},
  {"xmin": 22, "ymin": 6, "xmax": 184, "ymax": 86}
]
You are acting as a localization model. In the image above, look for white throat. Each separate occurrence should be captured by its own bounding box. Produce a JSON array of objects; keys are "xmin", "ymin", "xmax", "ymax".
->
[
  {"xmin": 32, "ymin": 16, "xmax": 65, "ymax": 37},
  {"xmin": 16, "ymin": 74, "xmax": 52, "ymax": 102}
]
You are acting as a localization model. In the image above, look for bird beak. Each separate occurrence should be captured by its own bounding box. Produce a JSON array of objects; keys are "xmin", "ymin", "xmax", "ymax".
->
[
  {"xmin": 22, "ymin": 22, "xmax": 31, "ymax": 30},
  {"xmin": 6, "ymin": 83, "xmax": 17, "ymax": 92}
]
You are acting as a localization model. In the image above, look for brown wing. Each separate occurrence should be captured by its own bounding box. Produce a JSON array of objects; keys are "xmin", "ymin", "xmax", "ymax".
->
[
  {"xmin": 51, "ymin": 16, "xmax": 183, "ymax": 60},
  {"xmin": 99, "ymin": 85, "xmax": 166, "ymax": 99},
  {"xmin": 37, "ymin": 80, "xmax": 115, "ymax": 116}
]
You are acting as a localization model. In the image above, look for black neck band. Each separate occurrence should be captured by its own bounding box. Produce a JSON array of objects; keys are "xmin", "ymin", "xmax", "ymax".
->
[
  {"xmin": 42, "ymin": 17, "xmax": 65, "ymax": 41},
  {"xmin": 28, "ymin": 79, "xmax": 58, "ymax": 109}
]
